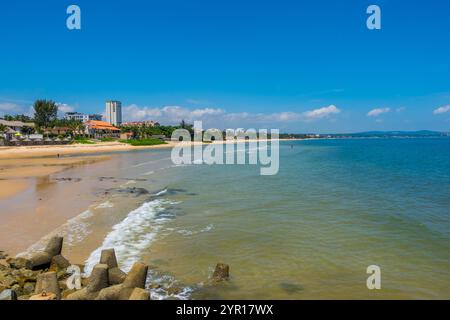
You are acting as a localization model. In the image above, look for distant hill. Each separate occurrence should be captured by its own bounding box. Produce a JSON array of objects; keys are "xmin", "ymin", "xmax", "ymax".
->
[
  {"xmin": 331, "ymin": 130, "xmax": 449, "ymax": 138},
  {"xmin": 280, "ymin": 131, "xmax": 450, "ymax": 139}
]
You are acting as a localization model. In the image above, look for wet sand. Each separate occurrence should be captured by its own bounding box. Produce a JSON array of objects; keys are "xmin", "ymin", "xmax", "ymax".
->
[
  {"xmin": 0, "ymin": 152, "xmax": 120, "ymax": 253},
  {"xmin": 0, "ymin": 179, "xmax": 28, "ymax": 200}
]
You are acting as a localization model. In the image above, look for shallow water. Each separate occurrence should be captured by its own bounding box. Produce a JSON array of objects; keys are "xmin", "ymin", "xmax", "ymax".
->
[{"xmin": 10, "ymin": 138, "xmax": 450, "ymax": 299}]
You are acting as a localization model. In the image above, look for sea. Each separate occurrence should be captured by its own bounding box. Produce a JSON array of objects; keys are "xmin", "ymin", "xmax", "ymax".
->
[{"xmin": 20, "ymin": 138, "xmax": 450, "ymax": 299}]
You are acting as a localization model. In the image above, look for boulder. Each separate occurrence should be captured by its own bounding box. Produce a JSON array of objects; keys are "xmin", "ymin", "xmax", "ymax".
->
[
  {"xmin": 18, "ymin": 268, "xmax": 39, "ymax": 282},
  {"xmin": 0, "ymin": 289, "xmax": 17, "ymax": 300},
  {"xmin": 23, "ymin": 282, "xmax": 35, "ymax": 295},
  {"xmin": 64, "ymin": 288, "xmax": 96, "ymax": 300},
  {"xmin": 128, "ymin": 288, "xmax": 150, "ymax": 300},
  {"xmin": 44, "ymin": 236, "xmax": 64, "ymax": 257},
  {"xmin": 0, "ymin": 259, "xmax": 8, "ymax": 268},
  {"xmin": 95, "ymin": 262, "xmax": 149, "ymax": 300},
  {"xmin": 29, "ymin": 252, "xmax": 53, "ymax": 270},
  {"xmin": 0, "ymin": 274, "xmax": 17, "ymax": 287},
  {"xmin": 212, "ymin": 263, "xmax": 230, "ymax": 282},
  {"xmin": 100, "ymin": 249, "xmax": 119, "ymax": 268},
  {"xmin": 99, "ymin": 249, "xmax": 126, "ymax": 285},
  {"xmin": 167, "ymin": 285, "xmax": 182, "ymax": 296},
  {"xmin": 50, "ymin": 255, "xmax": 71, "ymax": 271},
  {"xmin": 65, "ymin": 264, "xmax": 109, "ymax": 300},
  {"xmin": 109, "ymin": 267, "xmax": 126, "ymax": 285},
  {"xmin": 86, "ymin": 264, "xmax": 109, "ymax": 293},
  {"xmin": 122, "ymin": 262, "xmax": 148, "ymax": 289},
  {"xmin": 29, "ymin": 236, "xmax": 64, "ymax": 270},
  {"xmin": 11, "ymin": 284, "xmax": 23, "ymax": 297},
  {"xmin": 7, "ymin": 257, "xmax": 33, "ymax": 270},
  {"xmin": 61, "ymin": 289, "xmax": 76, "ymax": 299},
  {"xmin": 35, "ymin": 271, "xmax": 61, "ymax": 300},
  {"xmin": 95, "ymin": 284, "xmax": 122, "ymax": 300}
]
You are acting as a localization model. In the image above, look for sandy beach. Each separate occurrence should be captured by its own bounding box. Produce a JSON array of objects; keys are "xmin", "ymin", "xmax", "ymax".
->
[
  {"xmin": 0, "ymin": 141, "xmax": 179, "ymax": 160},
  {"xmin": 0, "ymin": 138, "xmax": 296, "ymax": 200},
  {"xmin": 0, "ymin": 138, "xmax": 299, "ymax": 160}
]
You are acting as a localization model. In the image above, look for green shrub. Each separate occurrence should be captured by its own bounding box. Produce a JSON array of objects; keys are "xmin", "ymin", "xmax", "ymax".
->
[
  {"xmin": 119, "ymin": 138, "xmax": 166, "ymax": 146},
  {"xmin": 100, "ymin": 137, "xmax": 116, "ymax": 142},
  {"xmin": 73, "ymin": 137, "xmax": 96, "ymax": 144}
]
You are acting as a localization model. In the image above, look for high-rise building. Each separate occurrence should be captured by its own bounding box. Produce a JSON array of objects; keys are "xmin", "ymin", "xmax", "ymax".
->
[{"xmin": 105, "ymin": 101, "xmax": 122, "ymax": 126}]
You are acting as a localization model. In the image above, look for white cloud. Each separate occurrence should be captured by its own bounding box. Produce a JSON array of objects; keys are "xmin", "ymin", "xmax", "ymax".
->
[
  {"xmin": 123, "ymin": 104, "xmax": 225, "ymax": 124},
  {"xmin": 122, "ymin": 103, "xmax": 341, "ymax": 129},
  {"xmin": 0, "ymin": 102, "xmax": 21, "ymax": 112},
  {"xmin": 433, "ymin": 105, "xmax": 450, "ymax": 115},
  {"xmin": 57, "ymin": 103, "xmax": 75, "ymax": 113},
  {"xmin": 56, "ymin": 103, "xmax": 75, "ymax": 118},
  {"xmin": 303, "ymin": 105, "xmax": 341, "ymax": 120},
  {"xmin": 367, "ymin": 107, "xmax": 390, "ymax": 117}
]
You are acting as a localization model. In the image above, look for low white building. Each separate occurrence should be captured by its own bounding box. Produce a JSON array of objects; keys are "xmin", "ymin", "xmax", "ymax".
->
[{"xmin": 65, "ymin": 112, "xmax": 102, "ymax": 122}]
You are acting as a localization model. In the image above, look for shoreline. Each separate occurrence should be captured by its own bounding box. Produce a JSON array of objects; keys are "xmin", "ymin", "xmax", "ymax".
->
[{"xmin": 0, "ymin": 138, "xmax": 306, "ymax": 160}]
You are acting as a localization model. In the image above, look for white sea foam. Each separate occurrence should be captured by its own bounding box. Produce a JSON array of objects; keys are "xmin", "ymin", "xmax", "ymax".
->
[
  {"xmin": 95, "ymin": 200, "xmax": 114, "ymax": 209},
  {"xmin": 130, "ymin": 157, "xmax": 172, "ymax": 168},
  {"xmin": 143, "ymin": 170, "xmax": 155, "ymax": 176},
  {"xmin": 176, "ymin": 224, "xmax": 214, "ymax": 236},
  {"xmin": 146, "ymin": 271, "xmax": 194, "ymax": 300},
  {"xmin": 154, "ymin": 189, "xmax": 168, "ymax": 196},
  {"xmin": 84, "ymin": 198, "xmax": 175, "ymax": 275}
]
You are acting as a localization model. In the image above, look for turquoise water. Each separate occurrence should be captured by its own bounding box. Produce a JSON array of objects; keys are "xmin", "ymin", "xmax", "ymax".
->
[
  {"xmin": 138, "ymin": 138, "xmax": 450, "ymax": 299},
  {"xmin": 71, "ymin": 138, "xmax": 450, "ymax": 299}
]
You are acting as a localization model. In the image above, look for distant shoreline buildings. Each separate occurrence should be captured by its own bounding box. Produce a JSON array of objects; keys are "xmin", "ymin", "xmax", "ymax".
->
[
  {"xmin": 121, "ymin": 120, "xmax": 159, "ymax": 127},
  {"xmin": 63, "ymin": 100, "xmax": 124, "ymax": 138},
  {"xmin": 65, "ymin": 112, "xmax": 102, "ymax": 122}
]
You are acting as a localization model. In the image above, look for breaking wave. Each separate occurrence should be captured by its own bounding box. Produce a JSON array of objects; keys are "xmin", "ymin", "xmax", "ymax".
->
[{"xmin": 84, "ymin": 198, "xmax": 176, "ymax": 275}]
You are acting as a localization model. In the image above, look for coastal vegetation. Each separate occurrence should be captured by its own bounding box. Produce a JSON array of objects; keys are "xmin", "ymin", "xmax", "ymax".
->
[
  {"xmin": 99, "ymin": 137, "xmax": 116, "ymax": 142},
  {"xmin": 119, "ymin": 138, "xmax": 166, "ymax": 146},
  {"xmin": 72, "ymin": 137, "xmax": 96, "ymax": 144},
  {"xmin": 119, "ymin": 123, "xmax": 191, "ymax": 140}
]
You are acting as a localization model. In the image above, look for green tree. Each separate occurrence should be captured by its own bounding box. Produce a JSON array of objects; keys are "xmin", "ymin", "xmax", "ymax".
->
[
  {"xmin": 33, "ymin": 100, "xmax": 58, "ymax": 128},
  {"xmin": 3, "ymin": 114, "xmax": 32, "ymax": 122}
]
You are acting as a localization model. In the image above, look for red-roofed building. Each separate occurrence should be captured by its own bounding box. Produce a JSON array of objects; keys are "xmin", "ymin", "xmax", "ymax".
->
[{"xmin": 85, "ymin": 120, "xmax": 120, "ymax": 138}]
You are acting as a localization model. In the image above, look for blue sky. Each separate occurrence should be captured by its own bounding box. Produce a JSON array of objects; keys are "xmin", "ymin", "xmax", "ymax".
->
[{"xmin": 0, "ymin": 0, "xmax": 449, "ymax": 133}]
